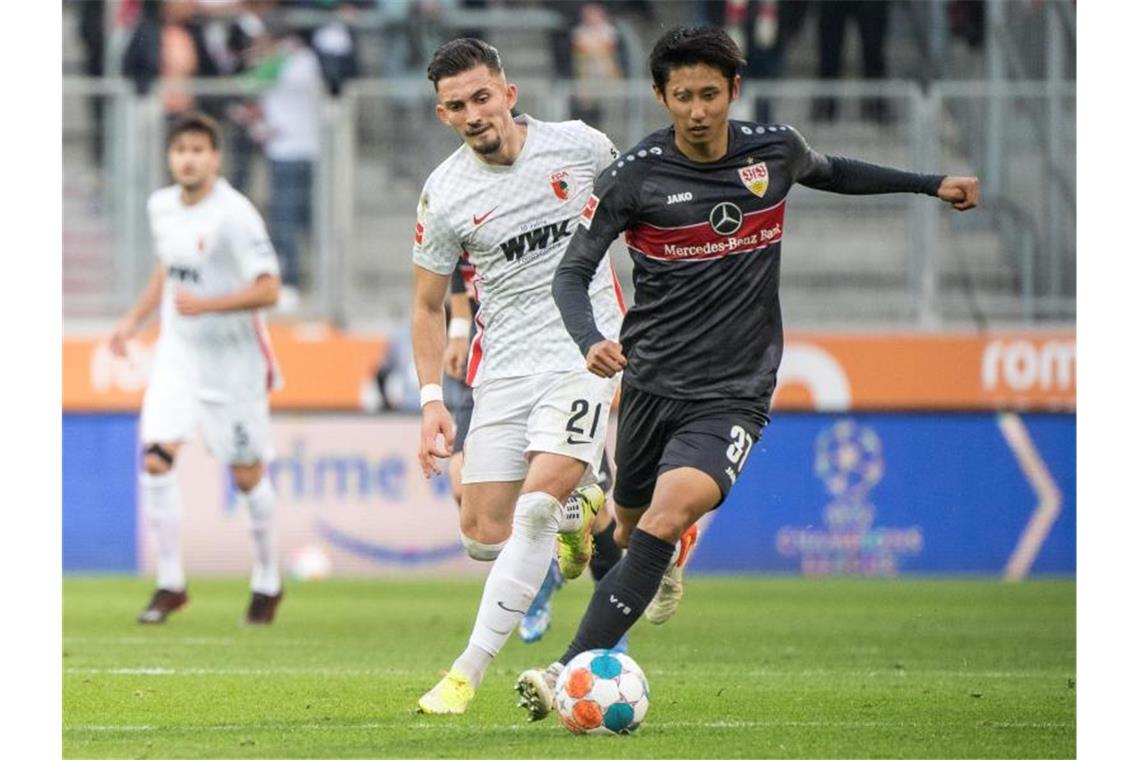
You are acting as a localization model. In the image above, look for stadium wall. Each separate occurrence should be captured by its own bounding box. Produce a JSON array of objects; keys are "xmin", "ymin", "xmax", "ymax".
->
[{"xmin": 61, "ymin": 329, "xmax": 1075, "ymax": 578}]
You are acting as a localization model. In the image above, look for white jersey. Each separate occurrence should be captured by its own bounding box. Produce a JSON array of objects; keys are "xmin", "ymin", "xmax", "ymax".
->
[
  {"xmin": 147, "ymin": 178, "xmax": 281, "ymax": 401},
  {"xmin": 412, "ymin": 115, "xmax": 625, "ymax": 386}
]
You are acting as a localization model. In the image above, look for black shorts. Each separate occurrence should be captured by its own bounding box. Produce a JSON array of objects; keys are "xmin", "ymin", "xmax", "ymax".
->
[
  {"xmin": 612, "ymin": 383, "xmax": 768, "ymax": 509},
  {"xmin": 443, "ymin": 374, "xmax": 475, "ymax": 452}
]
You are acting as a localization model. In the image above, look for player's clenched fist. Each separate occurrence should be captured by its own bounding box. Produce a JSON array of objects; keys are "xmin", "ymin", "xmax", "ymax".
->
[
  {"xmin": 937, "ymin": 176, "xmax": 980, "ymax": 211},
  {"xmin": 109, "ymin": 319, "xmax": 135, "ymax": 358},
  {"xmin": 585, "ymin": 339, "xmax": 627, "ymax": 378},
  {"xmin": 418, "ymin": 401, "xmax": 455, "ymax": 478},
  {"xmin": 174, "ymin": 289, "xmax": 209, "ymax": 315}
]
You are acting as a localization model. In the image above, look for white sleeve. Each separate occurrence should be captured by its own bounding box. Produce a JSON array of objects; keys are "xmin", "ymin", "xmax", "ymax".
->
[
  {"xmin": 146, "ymin": 193, "xmax": 162, "ymax": 260},
  {"xmin": 579, "ymin": 121, "xmax": 620, "ymax": 177},
  {"xmin": 227, "ymin": 201, "xmax": 280, "ymax": 281},
  {"xmin": 411, "ymin": 184, "xmax": 462, "ymax": 275}
]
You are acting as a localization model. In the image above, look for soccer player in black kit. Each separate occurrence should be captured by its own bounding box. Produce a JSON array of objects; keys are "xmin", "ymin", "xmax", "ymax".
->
[{"xmin": 515, "ymin": 26, "xmax": 979, "ymax": 720}]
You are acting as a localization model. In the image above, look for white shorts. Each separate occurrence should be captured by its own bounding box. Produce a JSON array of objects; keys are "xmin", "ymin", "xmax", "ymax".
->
[
  {"xmin": 140, "ymin": 360, "xmax": 271, "ymax": 466},
  {"xmin": 461, "ymin": 369, "xmax": 619, "ymax": 484}
]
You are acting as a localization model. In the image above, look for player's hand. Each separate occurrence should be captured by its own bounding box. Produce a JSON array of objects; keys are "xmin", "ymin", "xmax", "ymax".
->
[
  {"xmin": 937, "ymin": 176, "xmax": 980, "ymax": 211},
  {"xmin": 418, "ymin": 401, "xmax": 455, "ymax": 478},
  {"xmin": 174, "ymin": 289, "xmax": 210, "ymax": 316},
  {"xmin": 442, "ymin": 337, "xmax": 469, "ymax": 380},
  {"xmin": 585, "ymin": 340, "xmax": 627, "ymax": 378},
  {"xmin": 108, "ymin": 319, "xmax": 135, "ymax": 358}
]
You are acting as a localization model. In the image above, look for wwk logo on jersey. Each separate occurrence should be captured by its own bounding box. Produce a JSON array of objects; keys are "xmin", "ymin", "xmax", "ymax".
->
[
  {"xmin": 738, "ymin": 162, "xmax": 770, "ymax": 197},
  {"xmin": 549, "ymin": 169, "xmax": 574, "ymax": 202},
  {"xmin": 499, "ymin": 216, "xmax": 577, "ymax": 262}
]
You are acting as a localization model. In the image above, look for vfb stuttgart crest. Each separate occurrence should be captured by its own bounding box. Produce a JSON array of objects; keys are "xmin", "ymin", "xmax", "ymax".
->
[
  {"xmin": 550, "ymin": 169, "xmax": 573, "ymax": 201},
  {"xmin": 738, "ymin": 162, "xmax": 769, "ymax": 197}
]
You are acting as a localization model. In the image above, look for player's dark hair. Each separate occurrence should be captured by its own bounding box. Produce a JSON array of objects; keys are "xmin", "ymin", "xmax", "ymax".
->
[
  {"xmin": 649, "ymin": 26, "xmax": 746, "ymax": 96},
  {"xmin": 166, "ymin": 111, "xmax": 222, "ymax": 150},
  {"xmin": 426, "ymin": 38, "xmax": 503, "ymax": 89}
]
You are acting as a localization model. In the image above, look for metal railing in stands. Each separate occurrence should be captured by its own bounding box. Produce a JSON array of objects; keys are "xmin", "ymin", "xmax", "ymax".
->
[{"xmin": 61, "ymin": 77, "xmax": 1074, "ymax": 328}]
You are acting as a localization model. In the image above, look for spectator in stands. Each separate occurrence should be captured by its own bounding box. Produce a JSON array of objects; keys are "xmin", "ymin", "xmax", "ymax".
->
[
  {"xmin": 240, "ymin": 22, "xmax": 325, "ymax": 312},
  {"xmin": 569, "ymin": 3, "xmax": 626, "ymax": 128},
  {"xmin": 705, "ymin": 0, "xmax": 809, "ymax": 124},
  {"xmin": 75, "ymin": 0, "xmax": 108, "ymax": 169},
  {"xmin": 812, "ymin": 0, "xmax": 892, "ymax": 123},
  {"xmin": 311, "ymin": 2, "xmax": 363, "ymax": 96},
  {"xmin": 123, "ymin": 0, "xmax": 218, "ymax": 119}
]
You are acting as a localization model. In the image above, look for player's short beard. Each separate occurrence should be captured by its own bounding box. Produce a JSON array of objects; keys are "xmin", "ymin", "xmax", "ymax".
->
[{"xmin": 471, "ymin": 135, "xmax": 502, "ymax": 156}]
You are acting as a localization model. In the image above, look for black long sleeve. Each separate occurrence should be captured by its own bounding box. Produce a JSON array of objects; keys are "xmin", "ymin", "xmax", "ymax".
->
[
  {"xmin": 788, "ymin": 126, "xmax": 943, "ymax": 196},
  {"xmin": 802, "ymin": 154, "xmax": 944, "ymax": 196},
  {"xmin": 553, "ymin": 229, "xmax": 611, "ymax": 356}
]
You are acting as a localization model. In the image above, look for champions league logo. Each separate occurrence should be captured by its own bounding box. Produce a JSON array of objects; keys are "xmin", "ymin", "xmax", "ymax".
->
[{"xmin": 776, "ymin": 419, "xmax": 923, "ymax": 576}]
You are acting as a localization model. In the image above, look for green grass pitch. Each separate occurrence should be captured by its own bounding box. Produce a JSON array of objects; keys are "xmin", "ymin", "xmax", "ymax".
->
[{"xmin": 63, "ymin": 576, "xmax": 1074, "ymax": 758}]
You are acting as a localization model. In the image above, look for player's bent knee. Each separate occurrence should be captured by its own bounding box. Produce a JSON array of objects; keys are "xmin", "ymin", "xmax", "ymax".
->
[
  {"xmin": 142, "ymin": 444, "xmax": 176, "ymax": 475},
  {"xmin": 230, "ymin": 463, "xmax": 263, "ymax": 493},
  {"xmin": 513, "ymin": 491, "xmax": 560, "ymax": 536},
  {"xmin": 460, "ymin": 533, "xmax": 507, "ymax": 561},
  {"xmin": 636, "ymin": 512, "xmax": 690, "ymax": 544}
]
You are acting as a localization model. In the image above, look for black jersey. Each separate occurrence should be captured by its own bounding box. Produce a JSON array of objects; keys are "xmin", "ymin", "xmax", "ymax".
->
[{"xmin": 554, "ymin": 120, "xmax": 943, "ymax": 405}]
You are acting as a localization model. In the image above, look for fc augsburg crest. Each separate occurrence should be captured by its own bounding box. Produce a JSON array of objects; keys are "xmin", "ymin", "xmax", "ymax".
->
[
  {"xmin": 550, "ymin": 169, "xmax": 573, "ymax": 201},
  {"xmin": 738, "ymin": 162, "xmax": 769, "ymax": 197}
]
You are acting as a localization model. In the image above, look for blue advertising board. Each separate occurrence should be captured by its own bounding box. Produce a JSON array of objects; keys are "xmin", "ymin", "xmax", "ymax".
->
[
  {"xmin": 62, "ymin": 414, "xmax": 139, "ymax": 572},
  {"xmin": 691, "ymin": 413, "xmax": 1075, "ymax": 575},
  {"xmin": 61, "ymin": 412, "xmax": 1075, "ymax": 576}
]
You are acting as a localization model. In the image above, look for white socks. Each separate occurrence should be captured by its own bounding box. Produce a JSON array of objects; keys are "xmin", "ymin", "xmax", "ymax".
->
[
  {"xmin": 141, "ymin": 471, "xmax": 185, "ymax": 592},
  {"xmin": 141, "ymin": 469, "xmax": 279, "ymax": 596},
  {"xmin": 245, "ymin": 477, "xmax": 281, "ymax": 596},
  {"xmin": 453, "ymin": 491, "xmax": 562, "ymax": 687}
]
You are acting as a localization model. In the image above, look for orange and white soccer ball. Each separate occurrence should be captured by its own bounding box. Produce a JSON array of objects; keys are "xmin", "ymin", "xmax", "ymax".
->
[{"xmin": 555, "ymin": 649, "xmax": 650, "ymax": 735}]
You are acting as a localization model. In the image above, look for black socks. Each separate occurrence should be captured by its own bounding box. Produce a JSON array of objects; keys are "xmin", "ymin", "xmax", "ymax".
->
[
  {"xmin": 589, "ymin": 520, "xmax": 622, "ymax": 583},
  {"xmin": 560, "ymin": 528, "xmax": 676, "ymax": 665}
]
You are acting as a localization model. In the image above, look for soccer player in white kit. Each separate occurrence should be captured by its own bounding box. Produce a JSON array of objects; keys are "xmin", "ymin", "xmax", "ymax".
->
[
  {"xmin": 108, "ymin": 113, "xmax": 285, "ymax": 625},
  {"xmin": 411, "ymin": 39, "xmax": 625, "ymax": 714}
]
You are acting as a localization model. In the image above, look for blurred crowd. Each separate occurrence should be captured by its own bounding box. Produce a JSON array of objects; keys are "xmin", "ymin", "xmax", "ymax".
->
[{"xmin": 69, "ymin": 0, "xmax": 991, "ymax": 310}]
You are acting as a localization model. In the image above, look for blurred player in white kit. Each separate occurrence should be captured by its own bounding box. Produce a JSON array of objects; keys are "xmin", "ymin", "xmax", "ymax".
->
[{"xmin": 109, "ymin": 112, "xmax": 285, "ymax": 625}]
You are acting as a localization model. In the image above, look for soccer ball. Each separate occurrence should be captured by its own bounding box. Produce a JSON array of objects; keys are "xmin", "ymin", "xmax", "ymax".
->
[
  {"xmin": 287, "ymin": 544, "xmax": 333, "ymax": 581},
  {"xmin": 555, "ymin": 649, "xmax": 649, "ymax": 735}
]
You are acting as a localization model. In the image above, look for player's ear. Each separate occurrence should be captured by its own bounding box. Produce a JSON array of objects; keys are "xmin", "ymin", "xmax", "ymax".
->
[
  {"xmin": 729, "ymin": 74, "xmax": 741, "ymax": 103},
  {"xmin": 505, "ymin": 81, "xmax": 519, "ymax": 110},
  {"xmin": 652, "ymin": 83, "xmax": 666, "ymax": 108},
  {"xmin": 435, "ymin": 103, "xmax": 449, "ymax": 125}
]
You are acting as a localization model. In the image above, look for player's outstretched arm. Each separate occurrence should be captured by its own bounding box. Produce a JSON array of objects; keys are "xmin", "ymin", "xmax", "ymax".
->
[
  {"xmin": 174, "ymin": 273, "xmax": 280, "ymax": 316},
  {"xmin": 109, "ymin": 263, "xmax": 165, "ymax": 357},
  {"xmin": 790, "ymin": 127, "xmax": 979, "ymax": 210},
  {"xmin": 412, "ymin": 265, "xmax": 455, "ymax": 478}
]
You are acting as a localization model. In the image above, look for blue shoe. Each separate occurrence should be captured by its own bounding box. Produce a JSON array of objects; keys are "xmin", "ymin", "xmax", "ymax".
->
[
  {"xmin": 519, "ymin": 560, "xmax": 564, "ymax": 643},
  {"xmin": 611, "ymin": 631, "xmax": 630, "ymax": 654}
]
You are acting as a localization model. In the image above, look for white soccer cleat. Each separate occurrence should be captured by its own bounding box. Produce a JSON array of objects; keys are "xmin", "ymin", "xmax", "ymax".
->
[
  {"xmin": 515, "ymin": 662, "xmax": 563, "ymax": 722},
  {"xmin": 644, "ymin": 522, "xmax": 699, "ymax": 625}
]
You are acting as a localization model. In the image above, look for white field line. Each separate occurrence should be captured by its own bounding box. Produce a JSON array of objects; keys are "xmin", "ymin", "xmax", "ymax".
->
[
  {"xmin": 64, "ymin": 666, "xmax": 1069, "ymax": 679},
  {"xmin": 64, "ymin": 637, "xmax": 238, "ymax": 646},
  {"xmin": 64, "ymin": 719, "xmax": 1073, "ymax": 734}
]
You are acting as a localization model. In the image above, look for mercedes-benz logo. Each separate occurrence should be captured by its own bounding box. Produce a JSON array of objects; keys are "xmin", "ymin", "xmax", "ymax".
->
[{"xmin": 709, "ymin": 202, "xmax": 743, "ymax": 236}]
